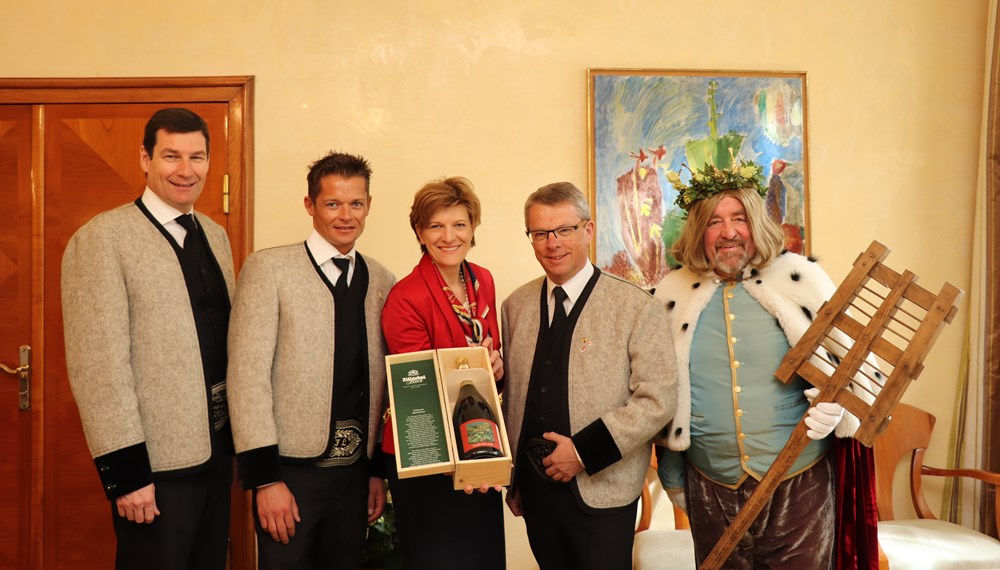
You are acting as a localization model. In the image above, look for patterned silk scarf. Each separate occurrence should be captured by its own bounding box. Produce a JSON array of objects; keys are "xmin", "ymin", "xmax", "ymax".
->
[{"xmin": 435, "ymin": 260, "xmax": 484, "ymax": 344}]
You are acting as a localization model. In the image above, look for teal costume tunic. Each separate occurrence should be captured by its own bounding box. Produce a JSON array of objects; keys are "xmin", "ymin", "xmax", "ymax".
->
[{"xmin": 663, "ymin": 282, "xmax": 828, "ymax": 489}]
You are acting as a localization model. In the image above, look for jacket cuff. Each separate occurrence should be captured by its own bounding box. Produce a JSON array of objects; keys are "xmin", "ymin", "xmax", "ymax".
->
[
  {"xmin": 236, "ymin": 445, "xmax": 282, "ymax": 490},
  {"xmin": 657, "ymin": 446, "xmax": 686, "ymax": 490},
  {"xmin": 572, "ymin": 419, "xmax": 622, "ymax": 476},
  {"xmin": 94, "ymin": 443, "xmax": 153, "ymax": 500}
]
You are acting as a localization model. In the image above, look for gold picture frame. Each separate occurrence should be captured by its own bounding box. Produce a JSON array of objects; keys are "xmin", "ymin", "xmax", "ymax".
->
[{"xmin": 587, "ymin": 68, "xmax": 810, "ymax": 289}]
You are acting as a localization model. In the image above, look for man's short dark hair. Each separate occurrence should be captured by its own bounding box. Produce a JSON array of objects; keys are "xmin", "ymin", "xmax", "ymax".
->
[
  {"xmin": 142, "ymin": 108, "xmax": 210, "ymax": 156},
  {"xmin": 307, "ymin": 152, "xmax": 373, "ymax": 202}
]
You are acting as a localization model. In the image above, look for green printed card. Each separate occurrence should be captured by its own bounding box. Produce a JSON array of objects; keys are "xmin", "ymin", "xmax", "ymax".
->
[{"xmin": 389, "ymin": 358, "xmax": 450, "ymax": 469}]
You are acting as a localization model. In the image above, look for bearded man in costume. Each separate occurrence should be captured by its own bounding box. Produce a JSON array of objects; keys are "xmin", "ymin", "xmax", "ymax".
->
[{"xmin": 653, "ymin": 158, "xmax": 879, "ymax": 569}]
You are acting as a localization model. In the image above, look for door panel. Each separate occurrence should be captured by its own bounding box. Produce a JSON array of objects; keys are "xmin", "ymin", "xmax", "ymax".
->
[
  {"xmin": 0, "ymin": 75, "xmax": 254, "ymax": 569},
  {"xmin": 40, "ymin": 103, "xmax": 229, "ymax": 568},
  {"xmin": 0, "ymin": 106, "xmax": 32, "ymax": 570}
]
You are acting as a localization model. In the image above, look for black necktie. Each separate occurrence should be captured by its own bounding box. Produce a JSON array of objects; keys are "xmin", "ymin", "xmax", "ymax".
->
[
  {"xmin": 551, "ymin": 286, "xmax": 568, "ymax": 331},
  {"xmin": 174, "ymin": 214, "xmax": 197, "ymax": 248},
  {"xmin": 332, "ymin": 257, "xmax": 351, "ymax": 293}
]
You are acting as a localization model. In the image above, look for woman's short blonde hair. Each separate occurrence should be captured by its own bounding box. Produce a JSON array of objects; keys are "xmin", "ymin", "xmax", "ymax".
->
[
  {"xmin": 409, "ymin": 176, "xmax": 482, "ymax": 252},
  {"xmin": 671, "ymin": 186, "xmax": 785, "ymax": 274}
]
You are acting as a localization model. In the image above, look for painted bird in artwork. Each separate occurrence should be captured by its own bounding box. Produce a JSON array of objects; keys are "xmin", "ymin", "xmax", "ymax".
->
[
  {"xmin": 766, "ymin": 158, "xmax": 788, "ymax": 225},
  {"xmin": 648, "ymin": 145, "xmax": 667, "ymax": 167}
]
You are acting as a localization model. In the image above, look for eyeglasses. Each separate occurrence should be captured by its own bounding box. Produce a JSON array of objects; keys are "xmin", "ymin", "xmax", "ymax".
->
[{"xmin": 525, "ymin": 220, "xmax": 587, "ymax": 243}]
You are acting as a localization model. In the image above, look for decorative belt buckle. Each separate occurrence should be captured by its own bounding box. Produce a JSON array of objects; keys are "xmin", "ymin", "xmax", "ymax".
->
[
  {"xmin": 314, "ymin": 419, "xmax": 364, "ymax": 468},
  {"xmin": 525, "ymin": 437, "xmax": 557, "ymax": 482},
  {"xmin": 210, "ymin": 381, "xmax": 228, "ymax": 432}
]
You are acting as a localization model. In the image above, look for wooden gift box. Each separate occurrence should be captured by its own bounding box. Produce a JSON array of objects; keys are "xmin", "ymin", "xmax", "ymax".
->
[
  {"xmin": 385, "ymin": 346, "xmax": 512, "ymax": 490},
  {"xmin": 438, "ymin": 346, "xmax": 512, "ymax": 490}
]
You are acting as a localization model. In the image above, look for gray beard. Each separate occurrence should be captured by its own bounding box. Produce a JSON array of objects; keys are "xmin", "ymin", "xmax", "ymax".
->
[{"xmin": 713, "ymin": 250, "xmax": 750, "ymax": 278}]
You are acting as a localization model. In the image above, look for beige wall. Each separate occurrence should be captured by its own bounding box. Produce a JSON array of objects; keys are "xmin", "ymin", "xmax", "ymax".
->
[{"xmin": 3, "ymin": 0, "xmax": 988, "ymax": 551}]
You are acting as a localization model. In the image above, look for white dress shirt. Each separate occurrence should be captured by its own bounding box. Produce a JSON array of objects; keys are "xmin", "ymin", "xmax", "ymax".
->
[
  {"xmin": 305, "ymin": 230, "xmax": 356, "ymax": 286},
  {"xmin": 545, "ymin": 262, "xmax": 595, "ymax": 326},
  {"xmin": 141, "ymin": 187, "xmax": 192, "ymax": 248}
]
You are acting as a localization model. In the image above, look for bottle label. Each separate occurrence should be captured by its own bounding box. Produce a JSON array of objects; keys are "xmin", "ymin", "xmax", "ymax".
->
[{"xmin": 458, "ymin": 419, "xmax": 502, "ymax": 454}]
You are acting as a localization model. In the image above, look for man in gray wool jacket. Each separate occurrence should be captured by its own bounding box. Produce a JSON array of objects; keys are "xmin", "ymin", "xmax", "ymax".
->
[
  {"xmin": 501, "ymin": 181, "xmax": 678, "ymax": 570},
  {"xmin": 62, "ymin": 107, "xmax": 235, "ymax": 570},
  {"xmin": 226, "ymin": 151, "xmax": 394, "ymax": 570}
]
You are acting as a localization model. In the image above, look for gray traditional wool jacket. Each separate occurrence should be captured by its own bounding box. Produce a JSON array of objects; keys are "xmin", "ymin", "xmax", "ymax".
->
[
  {"xmin": 226, "ymin": 243, "xmax": 394, "ymax": 477},
  {"xmin": 62, "ymin": 203, "xmax": 236, "ymax": 480},
  {"xmin": 501, "ymin": 268, "xmax": 677, "ymax": 509}
]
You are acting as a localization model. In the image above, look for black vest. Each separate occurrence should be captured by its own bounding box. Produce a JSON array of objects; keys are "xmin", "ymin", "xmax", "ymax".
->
[
  {"xmin": 136, "ymin": 199, "xmax": 232, "ymax": 459},
  {"xmin": 307, "ymin": 247, "xmax": 371, "ymax": 450},
  {"xmin": 519, "ymin": 270, "xmax": 630, "ymax": 515},
  {"xmin": 521, "ymin": 269, "xmax": 601, "ymax": 447}
]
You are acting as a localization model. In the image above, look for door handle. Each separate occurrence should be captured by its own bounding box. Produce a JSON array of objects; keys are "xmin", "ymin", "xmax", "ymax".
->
[{"xmin": 0, "ymin": 345, "xmax": 30, "ymax": 411}]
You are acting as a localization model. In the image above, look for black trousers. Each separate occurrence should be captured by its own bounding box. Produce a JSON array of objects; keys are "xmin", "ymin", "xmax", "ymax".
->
[
  {"xmin": 112, "ymin": 454, "xmax": 232, "ymax": 570},
  {"xmin": 253, "ymin": 462, "xmax": 367, "ymax": 570},
  {"xmin": 519, "ymin": 471, "xmax": 637, "ymax": 570},
  {"xmin": 388, "ymin": 459, "xmax": 505, "ymax": 570}
]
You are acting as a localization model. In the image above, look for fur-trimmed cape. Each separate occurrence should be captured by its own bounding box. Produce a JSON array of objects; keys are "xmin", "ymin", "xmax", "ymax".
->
[{"xmin": 652, "ymin": 251, "xmax": 879, "ymax": 452}]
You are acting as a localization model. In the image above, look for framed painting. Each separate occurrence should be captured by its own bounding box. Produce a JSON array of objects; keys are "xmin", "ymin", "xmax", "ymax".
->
[{"xmin": 587, "ymin": 69, "xmax": 809, "ymax": 289}]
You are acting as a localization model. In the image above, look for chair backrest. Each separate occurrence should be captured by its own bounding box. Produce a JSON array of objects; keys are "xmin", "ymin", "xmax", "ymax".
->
[
  {"xmin": 636, "ymin": 484, "xmax": 690, "ymax": 532},
  {"xmin": 872, "ymin": 402, "xmax": 937, "ymax": 521}
]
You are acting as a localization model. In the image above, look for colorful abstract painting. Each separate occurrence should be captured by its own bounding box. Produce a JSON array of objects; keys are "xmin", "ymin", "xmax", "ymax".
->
[{"xmin": 587, "ymin": 69, "xmax": 809, "ymax": 289}]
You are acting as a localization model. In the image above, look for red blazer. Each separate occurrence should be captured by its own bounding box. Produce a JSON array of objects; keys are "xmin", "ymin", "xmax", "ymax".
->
[
  {"xmin": 382, "ymin": 253, "xmax": 500, "ymax": 353},
  {"xmin": 380, "ymin": 253, "xmax": 501, "ymax": 452}
]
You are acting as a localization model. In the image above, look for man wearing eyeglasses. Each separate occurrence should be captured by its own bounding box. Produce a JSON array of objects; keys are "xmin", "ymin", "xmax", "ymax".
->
[{"xmin": 500, "ymin": 181, "xmax": 677, "ymax": 570}]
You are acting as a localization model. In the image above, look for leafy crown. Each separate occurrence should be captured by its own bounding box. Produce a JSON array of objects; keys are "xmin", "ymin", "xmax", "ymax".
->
[{"xmin": 667, "ymin": 150, "xmax": 767, "ymax": 216}]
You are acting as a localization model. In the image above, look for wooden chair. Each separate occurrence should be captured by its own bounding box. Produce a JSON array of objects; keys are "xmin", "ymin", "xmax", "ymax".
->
[
  {"xmin": 873, "ymin": 402, "xmax": 1000, "ymax": 569},
  {"xmin": 633, "ymin": 448, "xmax": 696, "ymax": 570}
]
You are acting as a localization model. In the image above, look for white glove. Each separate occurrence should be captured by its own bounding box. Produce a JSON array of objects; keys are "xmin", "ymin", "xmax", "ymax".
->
[
  {"xmin": 666, "ymin": 488, "xmax": 687, "ymax": 514},
  {"xmin": 803, "ymin": 388, "xmax": 845, "ymax": 440},
  {"xmin": 804, "ymin": 387, "xmax": 820, "ymax": 403}
]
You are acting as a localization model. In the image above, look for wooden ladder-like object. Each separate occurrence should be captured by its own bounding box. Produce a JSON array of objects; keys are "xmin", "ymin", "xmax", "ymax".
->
[{"xmin": 700, "ymin": 241, "xmax": 964, "ymax": 570}]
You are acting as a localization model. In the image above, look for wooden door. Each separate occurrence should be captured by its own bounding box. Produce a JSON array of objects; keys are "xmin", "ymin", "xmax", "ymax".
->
[
  {"xmin": 43, "ymin": 103, "xmax": 230, "ymax": 569},
  {"xmin": 0, "ymin": 105, "xmax": 33, "ymax": 570},
  {"xmin": 0, "ymin": 78, "xmax": 255, "ymax": 569}
]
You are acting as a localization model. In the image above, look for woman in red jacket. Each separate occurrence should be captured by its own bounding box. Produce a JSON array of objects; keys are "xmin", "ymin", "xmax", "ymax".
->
[{"xmin": 380, "ymin": 176, "xmax": 505, "ymax": 570}]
